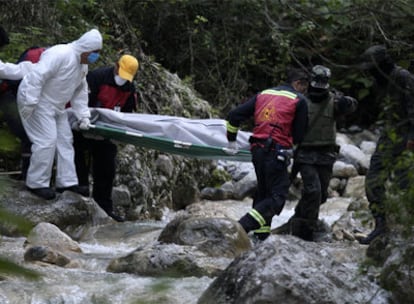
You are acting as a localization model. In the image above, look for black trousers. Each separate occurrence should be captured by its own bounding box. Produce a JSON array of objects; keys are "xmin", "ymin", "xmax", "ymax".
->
[
  {"xmin": 365, "ymin": 133, "xmax": 408, "ymax": 217},
  {"xmin": 73, "ymin": 131, "xmax": 117, "ymax": 213},
  {"xmin": 294, "ymin": 163, "xmax": 333, "ymax": 225},
  {"xmin": 251, "ymin": 146, "xmax": 290, "ymax": 227},
  {"xmin": 0, "ymin": 91, "xmax": 31, "ymax": 178}
]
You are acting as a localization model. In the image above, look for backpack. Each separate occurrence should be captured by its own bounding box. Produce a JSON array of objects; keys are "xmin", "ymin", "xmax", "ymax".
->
[{"xmin": 17, "ymin": 46, "xmax": 46, "ymax": 64}]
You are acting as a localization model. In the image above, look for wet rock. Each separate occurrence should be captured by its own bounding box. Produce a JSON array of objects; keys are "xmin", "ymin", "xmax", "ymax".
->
[
  {"xmin": 107, "ymin": 242, "xmax": 229, "ymax": 278},
  {"xmin": 24, "ymin": 246, "xmax": 71, "ymax": 267},
  {"xmin": 339, "ymin": 143, "xmax": 370, "ymax": 173},
  {"xmin": 200, "ymin": 187, "xmax": 230, "ymax": 200},
  {"xmin": 0, "ymin": 180, "xmax": 111, "ymax": 237},
  {"xmin": 379, "ymin": 234, "xmax": 414, "ymax": 303},
  {"xmin": 232, "ymin": 171, "xmax": 257, "ymax": 200},
  {"xmin": 198, "ymin": 235, "xmax": 391, "ymax": 304},
  {"xmin": 158, "ymin": 213, "xmax": 251, "ymax": 258},
  {"xmin": 25, "ymin": 222, "xmax": 82, "ymax": 253},
  {"xmin": 343, "ymin": 175, "xmax": 365, "ymax": 198},
  {"xmin": 333, "ymin": 160, "xmax": 359, "ymax": 178}
]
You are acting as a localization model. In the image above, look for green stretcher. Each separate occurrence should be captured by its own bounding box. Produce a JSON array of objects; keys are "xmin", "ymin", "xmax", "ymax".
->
[{"xmin": 84, "ymin": 124, "xmax": 252, "ymax": 162}]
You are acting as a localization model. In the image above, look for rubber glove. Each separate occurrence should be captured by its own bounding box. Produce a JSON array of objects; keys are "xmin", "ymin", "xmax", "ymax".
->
[
  {"xmin": 224, "ymin": 141, "xmax": 239, "ymax": 155},
  {"xmin": 79, "ymin": 117, "xmax": 91, "ymax": 130}
]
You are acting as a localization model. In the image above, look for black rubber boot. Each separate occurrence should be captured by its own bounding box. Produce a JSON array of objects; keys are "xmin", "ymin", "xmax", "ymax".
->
[
  {"xmin": 253, "ymin": 232, "xmax": 270, "ymax": 241},
  {"xmin": 56, "ymin": 185, "xmax": 90, "ymax": 197},
  {"xmin": 359, "ymin": 216, "xmax": 387, "ymax": 245},
  {"xmin": 106, "ymin": 211, "xmax": 125, "ymax": 222},
  {"xmin": 238, "ymin": 213, "xmax": 260, "ymax": 234},
  {"xmin": 273, "ymin": 214, "xmax": 299, "ymax": 235},
  {"xmin": 290, "ymin": 218, "xmax": 314, "ymax": 242},
  {"xmin": 27, "ymin": 187, "xmax": 56, "ymax": 200}
]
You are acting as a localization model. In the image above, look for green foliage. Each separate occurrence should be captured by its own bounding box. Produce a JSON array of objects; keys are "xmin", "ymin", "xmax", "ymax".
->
[
  {"xmin": 375, "ymin": 120, "xmax": 414, "ymax": 236},
  {"xmin": 0, "ymin": 177, "xmax": 39, "ymax": 279},
  {"xmin": 0, "ymin": 207, "xmax": 37, "ymax": 281},
  {"xmin": 0, "ymin": 258, "xmax": 39, "ymax": 280},
  {"xmin": 385, "ymin": 149, "xmax": 414, "ymax": 235},
  {"xmin": 206, "ymin": 168, "xmax": 232, "ymax": 188},
  {"xmin": 123, "ymin": 0, "xmax": 414, "ymax": 124},
  {"xmin": 0, "ymin": 129, "xmax": 20, "ymax": 153},
  {"xmin": 3, "ymin": 0, "xmax": 413, "ymax": 123}
]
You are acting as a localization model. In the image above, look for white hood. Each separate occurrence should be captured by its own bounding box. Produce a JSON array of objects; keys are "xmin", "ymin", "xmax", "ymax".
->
[
  {"xmin": 17, "ymin": 29, "xmax": 103, "ymax": 119},
  {"xmin": 70, "ymin": 29, "xmax": 103, "ymax": 55}
]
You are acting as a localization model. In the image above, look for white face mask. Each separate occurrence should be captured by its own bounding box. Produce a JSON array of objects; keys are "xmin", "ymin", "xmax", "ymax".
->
[{"xmin": 114, "ymin": 75, "xmax": 127, "ymax": 86}]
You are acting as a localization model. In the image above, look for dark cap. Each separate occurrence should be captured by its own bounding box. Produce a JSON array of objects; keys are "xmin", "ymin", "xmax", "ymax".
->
[
  {"xmin": 0, "ymin": 25, "xmax": 9, "ymax": 48},
  {"xmin": 286, "ymin": 68, "xmax": 309, "ymax": 83},
  {"xmin": 359, "ymin": 45, "xmax": 390, "ymax": 70}
]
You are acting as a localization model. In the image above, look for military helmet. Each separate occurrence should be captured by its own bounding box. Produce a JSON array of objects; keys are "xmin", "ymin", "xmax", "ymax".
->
[
  {"xmin": 359, "ymin": 45, "xmax": 390, "ymax": 70},
  {"xmin": 310, "ymin": 65, "xmax": 331, "ymax": 89}
]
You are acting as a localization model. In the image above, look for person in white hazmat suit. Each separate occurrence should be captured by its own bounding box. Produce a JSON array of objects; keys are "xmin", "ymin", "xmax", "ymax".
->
[
  {"xmin": 0, "ymin": 60, "xmax": 35, "ymax": 80},
  {"xmin": 17, "ymin": 29, "xmax": 103, "ymax": 200}
]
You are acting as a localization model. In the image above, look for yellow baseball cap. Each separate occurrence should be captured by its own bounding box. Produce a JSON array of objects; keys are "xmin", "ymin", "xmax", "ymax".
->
[{"xmin": 118, "ymin": 54, "xmax": 139, "ymax": 82}]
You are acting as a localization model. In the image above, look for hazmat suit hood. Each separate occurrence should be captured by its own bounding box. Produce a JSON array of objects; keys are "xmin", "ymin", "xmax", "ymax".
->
[
  {"xmin": 17, "ymin": 29, "xmax": 103, "ymax": 119},
  {"xmin": 70, "ymin": 29, "xmax": 102, "ymax": 55}
]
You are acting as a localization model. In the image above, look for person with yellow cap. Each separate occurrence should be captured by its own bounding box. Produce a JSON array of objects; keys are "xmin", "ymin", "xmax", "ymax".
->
[{"xmin": 73, "ymin": 54, "xmax": 139, "ymax": 222}]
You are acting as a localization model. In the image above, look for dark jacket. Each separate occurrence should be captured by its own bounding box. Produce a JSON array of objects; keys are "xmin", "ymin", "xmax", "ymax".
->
[
  {"xmin": 226, "ymin": 84, "xmax": 308, "ymax": 148},
  {"xmin": 87, "ymin": 66, "xmax": 137, "ymax": 113},
  {"xmin": 378, "ymin": 65, "xmax": 414, "ymax": 140}
]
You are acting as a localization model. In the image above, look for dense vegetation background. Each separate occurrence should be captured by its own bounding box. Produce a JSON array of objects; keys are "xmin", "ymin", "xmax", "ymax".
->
[{"xmin": 1, "ymin": 0, "xmax": 414, "ymax": 125}]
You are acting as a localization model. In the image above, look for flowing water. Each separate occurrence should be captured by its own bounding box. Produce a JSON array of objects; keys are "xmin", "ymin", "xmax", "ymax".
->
[
  {"xmin": 0, "ymin": 222, "xmax": 213, "ymax": 304},
  {"xmin": 0, "ymin": 197, "xmax": 350, "ymax": 304}
]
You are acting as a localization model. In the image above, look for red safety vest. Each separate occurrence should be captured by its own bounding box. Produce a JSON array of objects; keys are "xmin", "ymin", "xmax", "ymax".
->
[
  {"xmin": 0, "ymin": 46, "xmax": 46, "ymax": 95},
  {"xmin": 20, "ymin": 47, "xmax": 46, "ymax": 63},
  {"xmin": 96, "ymin": 85, "xmax": 132, "ymax": 110},
  {"xmin": 253, "ymin": 89, "xmax": 300, "ymax": 147}
]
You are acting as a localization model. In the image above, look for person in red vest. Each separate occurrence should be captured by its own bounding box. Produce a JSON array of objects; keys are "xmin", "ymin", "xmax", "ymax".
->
[
  {"xmin": 225, "ymin": 67, "xmax": 309, "ymax": 242},
  {"xmin": 73, "ymin": 54, "xmax": 139, "ymax": 222},
  {"xmin": 0, "ymin": 25, "xmax": 46, "ymax": 180}
]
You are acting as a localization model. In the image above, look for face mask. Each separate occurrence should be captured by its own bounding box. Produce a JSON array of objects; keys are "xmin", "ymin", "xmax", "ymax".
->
[
  {"xmin": 87, "ymin": 52, "xmax": 100, "ymax": 64},
  {"xmin": 114, "ymin": 75, "xmax": 127, "ymax": 86}
]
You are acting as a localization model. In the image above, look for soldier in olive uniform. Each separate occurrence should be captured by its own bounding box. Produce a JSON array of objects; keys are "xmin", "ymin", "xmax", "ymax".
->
[
  {"xmin": 275, "ymin": 65, "xmax": 358, "ymax": 241},
  {"xmin": 358, "ymin": 45, "xmax": 414, "ymax": 245}
]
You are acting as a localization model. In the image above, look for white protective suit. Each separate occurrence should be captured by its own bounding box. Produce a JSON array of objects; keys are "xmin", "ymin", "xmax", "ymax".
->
[
  {"xmin": 0, "ymin": 60, "xmax": 35, "ymax": 80},
  {"xmin": 17, "ymin": 29, "xmax": 103, "ymax": 189}
]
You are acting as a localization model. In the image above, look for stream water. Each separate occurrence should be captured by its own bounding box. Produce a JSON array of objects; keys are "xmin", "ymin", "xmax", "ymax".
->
[{"xmin": 0, "ymin": 197, "xmax": 351, "ymax": 304}]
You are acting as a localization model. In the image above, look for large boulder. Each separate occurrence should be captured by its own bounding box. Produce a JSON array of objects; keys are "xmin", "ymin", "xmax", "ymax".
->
[
  {"xmin": 198, "ymin": 235, "xmax": 391, "ymax": 304},
  {"xmin": 0, "ymin": 178, "xmax": 111, "ymax": 237},
  {"xmin": 158, "ymin": 213, "xmax": 251, "ymax": 258},
  {"xmin": 107, "ymin": 242, "xmax": 230, "ymax": 278},
  {"xmin": 23, "ymin": 222, "xmax": 83, "ymax": 268}
]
